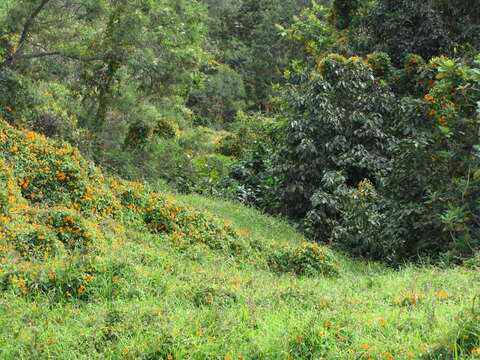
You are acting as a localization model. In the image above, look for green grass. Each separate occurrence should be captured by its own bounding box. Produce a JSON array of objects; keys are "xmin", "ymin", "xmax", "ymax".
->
[{"xmin": 0, "ymin": 122, "xmax": 479, "ymax": 359}]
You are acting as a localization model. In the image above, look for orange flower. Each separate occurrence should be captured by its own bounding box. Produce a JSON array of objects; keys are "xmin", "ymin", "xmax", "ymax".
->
[
  {"xmin": 424, "ymin": 94, "xmax": 434, "ymax": 102},
  {"xmin": 434, "ymin": 291, "xmax": 449, "ymax": 300}
]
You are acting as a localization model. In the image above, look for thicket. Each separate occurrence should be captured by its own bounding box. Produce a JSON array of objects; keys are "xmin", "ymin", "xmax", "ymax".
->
[{"xmin": 220, "ymin": 1, "xmax": 480, "ymax": 264}]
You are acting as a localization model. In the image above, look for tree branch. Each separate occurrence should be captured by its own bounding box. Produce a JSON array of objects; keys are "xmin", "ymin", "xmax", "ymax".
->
[
  {"xmin": 0, "ymin": 0, "xmax": 51, "ymax": 68},
  {"xmin": 14, "ymin": 51, "xmax": 61, "ymax": 60},
  {"xmin": 14, "ymin": 51, "xmax": 105, "ymax": 62},
  {"xmin": 15, "ymin": 0, "xmax": 51, "ymax": 53}
]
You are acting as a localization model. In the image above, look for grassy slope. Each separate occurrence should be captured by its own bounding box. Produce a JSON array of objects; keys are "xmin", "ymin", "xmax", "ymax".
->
[{"xmin": 0, "ymin": 122, "xmax": 479, "ymax": 360}]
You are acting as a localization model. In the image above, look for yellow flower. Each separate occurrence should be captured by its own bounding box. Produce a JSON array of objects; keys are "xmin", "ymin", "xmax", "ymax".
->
[{"xmin": 434, "ymin": 291, "xmax": 448, "ymax": 300}]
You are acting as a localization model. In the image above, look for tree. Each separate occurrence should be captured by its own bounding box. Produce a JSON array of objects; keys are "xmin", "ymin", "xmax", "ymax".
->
[
  {"xmin": 1, "ymin": 0, "xmax": 208, "ymax": 151},
  {"xmin": 273, "ymin": 54, "xmax": 395, "ymax": 237},
  {"xmin": 365, "ymin": 0, "xmax": 449, "ymax": 65}
]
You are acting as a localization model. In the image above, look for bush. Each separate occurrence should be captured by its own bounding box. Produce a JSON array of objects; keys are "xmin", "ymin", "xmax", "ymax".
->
[
  {"xmin": 144, "ymin": 194, "xmax": 244, "ymax": 254},
  {"xmin": 124, "ymin": 121, "xmax": 152, "ymax": 150},
  {"xmin": 269, "ymin": 242, "xmax": 338, "ymax": 276},
  {"xmin": 48, "ymin": 208, "xmax": 101, "ymax": 250},
  {"xmin": 273, "ymin": 54, "xmax": 395, "ymax": 238},
  {"xmin": 14, "ymin": 226, "xmax": 59, "ymax": 258},
  {"xmin": 153, "ymin": 117, "xmax": 176, "ymax": 139},
  {"xmin": 178, "ymin": 127, "xmax": 217, "ymax": 156}
]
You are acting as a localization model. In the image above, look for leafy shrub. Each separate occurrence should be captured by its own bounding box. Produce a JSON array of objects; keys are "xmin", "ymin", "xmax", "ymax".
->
[
  {"xmin": 364, "ymin": 52, "xmax": 394, "ymax": 79},
  {"xmin": 153, "ymin": 117, "xmax": 176, "ymax": 139},
  {"xmin": 124, "ymin": 121, "xmax": 152, "ymax": 149},
  {"xmin": 47, "ymin": 208, "xmax": 100, "ymax": 250},
  {"xmin": 178, "ymin": 126, "xmax": 217, "ymax": 156},
  {"xmin": 273, "ymin": 54, "xmax": 395, "ymax": 238},
  {"xmin": 218, "ymin": 113, "xmax": 282, "ymax": 207},
  {"xmin": 216, "ymin": 112, "xmax": 278, "ymax": 158},
  {"xmin": 0, "ymin": 120, "xmax": 246, "ymax": 303},
  {"xmin": 14, "ymin": 226, "xmax": 58, "ymax": 258},
  {"xmin": 331, "ymin": 0, "xmax": 361, "ymax": 30},
  {"xmin": 216, "ymin": 134, "xmax": 242, "ymax": 157},
  {"xmin": 123, "ymin": 103, "xmax": 177, "ymax": 150},
  {"xmin": 191, "ymin": 153, "xmax": 233, "ymax": 194},
  {"xmin": 144, "ymin": 195, "xmax": 244, "ymax": 254},
  {"xmin": 269, "ymin": 242, "xmax": 338, "ymax": 276}
]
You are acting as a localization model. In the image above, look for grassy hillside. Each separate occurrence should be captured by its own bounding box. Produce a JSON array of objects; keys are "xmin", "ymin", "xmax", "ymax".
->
[{"xmin": 0, "ymin": 120, "xmax": 479, "ymax": 359}]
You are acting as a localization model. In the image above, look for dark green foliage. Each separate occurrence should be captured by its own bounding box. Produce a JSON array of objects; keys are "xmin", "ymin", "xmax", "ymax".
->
[
  {"xmin": 366, "ymin": 0, "xmax": 449, "ymax": 65},
  {"xmin": 188, "ymin": 64, "xmax": 246, "ymax": 125},
  {"xmin": 331, "ymin": 0, "xmax": 360, "ymax": 30},
  {"xmin": 273, "ymin": 55, "xmax": 395, "ymax": 237},
  {"xmin": 153, "ymin": 118, "xmax": 176, "ymax": 139},
  {"xmin": 124, "ymin": 121, "xmax": 151, "ymax": 150},
  {"xmin": 202, "ymin": 0, "xmax": 311, "ymax": 108},
  {"xmin": 321, "ymin": 56, "xmax": 480, "ymax": 262},
  {"xmin": 220, "ymin": 113, "xmax": 282, "ymax": 207},
  {"xmin": 432, "ymin": 0, "xmax": 480, "ymax": 54}
]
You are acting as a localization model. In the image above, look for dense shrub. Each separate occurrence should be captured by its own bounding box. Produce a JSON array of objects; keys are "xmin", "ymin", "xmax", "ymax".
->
[
  {"xmin": 327, "ymin": 56, "xmax": 480, "ymax": 262},
  {"xmin": 273, "ymin": 54, "xmax": 395, "ymax": 238},
  {"xmin": 227, "ymin": 52, "xmax": 480, "ymax": 263},
  {"xmin": 269, "ymin": 242, "xmax": 338, "ymax": 276},
  {"xmin": 216, "ymin": 113, "xmax": 283, "ymax": 206}
]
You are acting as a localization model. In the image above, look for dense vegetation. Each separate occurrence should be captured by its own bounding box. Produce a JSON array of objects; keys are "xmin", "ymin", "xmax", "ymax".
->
[{"xmin": 1, "ymin": 0, "xmax": 480, "ymax": 358}]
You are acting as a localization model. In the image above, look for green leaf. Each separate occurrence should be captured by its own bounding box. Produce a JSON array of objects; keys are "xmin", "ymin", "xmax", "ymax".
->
[
  {"xmin": 473, "ymin": 169, "xmax": 480, "ymax": 182},
  {"xmin": 438, "ymin": 126, "xmax": 452, "ymax": 138}
]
